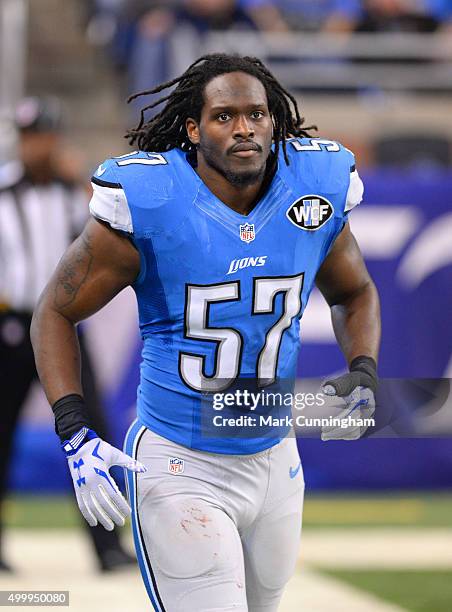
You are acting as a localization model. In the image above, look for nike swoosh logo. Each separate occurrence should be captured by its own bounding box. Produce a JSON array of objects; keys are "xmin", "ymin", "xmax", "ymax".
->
[
  {"xmin": 97, "ymin": 164, "xmax": 107, "ymax": 176},
  {"xmin": 346, "ymin": 398, "xmax": 370, "ymax": 417},
  {"xmin": 289, "ymin": 462, "xmax": 301, "ymax": 479}
]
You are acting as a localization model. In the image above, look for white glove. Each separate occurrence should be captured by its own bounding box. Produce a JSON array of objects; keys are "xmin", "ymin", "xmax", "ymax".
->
[
  {"xmin": 63, "ymin": 428, "xmax": 146, "ymax": 530},
  {"xmin": 321, "ymin": 384, "xmax": 376, "ymax": 441}
]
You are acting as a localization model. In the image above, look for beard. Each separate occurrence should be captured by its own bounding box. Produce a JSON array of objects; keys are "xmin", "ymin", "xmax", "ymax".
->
[
  {"xmin": 200, "ymin": 142, "xmax": 266, "ymax": 188},
  {"xmin": 223, "ymin": 165, "xmax": 266, "ymax": 187}
]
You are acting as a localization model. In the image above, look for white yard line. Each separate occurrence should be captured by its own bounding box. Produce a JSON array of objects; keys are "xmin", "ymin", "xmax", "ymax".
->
[{"xmin": 301, "ymin": 528, "xmax": 452, "ymax": 569}]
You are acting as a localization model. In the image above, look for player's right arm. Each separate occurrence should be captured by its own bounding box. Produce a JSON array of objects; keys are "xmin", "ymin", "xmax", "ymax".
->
[{"xmin": 30, "ymin": 217, "xmax": 145, "ymax": 531}]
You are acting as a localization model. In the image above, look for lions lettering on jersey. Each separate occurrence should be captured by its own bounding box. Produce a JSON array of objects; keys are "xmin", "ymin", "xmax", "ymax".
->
[
  {"xmin": 227, "ymin": 256, "xmax": 267, "ymax": 275},
  {"xmin": 89, "ymin": 139, "xmax": 364, "ymax": 454}
]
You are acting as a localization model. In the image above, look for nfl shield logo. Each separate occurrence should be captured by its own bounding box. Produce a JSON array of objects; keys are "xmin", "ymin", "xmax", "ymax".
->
[
  {"xmin": 168, "ymin": 457, "xmax": 184, "ymax": 474},
  {"xmin": 239, "ymin": 223, "xmax": 255, "ymax": 243}
]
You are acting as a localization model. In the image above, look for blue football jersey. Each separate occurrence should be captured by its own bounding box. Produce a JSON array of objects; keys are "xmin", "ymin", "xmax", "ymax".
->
[{"xmin": 89, "ymin": 138, "xmax": 363, "ymax": 454}]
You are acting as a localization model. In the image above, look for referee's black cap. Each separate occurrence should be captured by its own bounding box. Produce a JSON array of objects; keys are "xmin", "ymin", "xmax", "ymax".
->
[{"xmin": 15, "ymin": 96, "xmax": 63, "ymax": 133}]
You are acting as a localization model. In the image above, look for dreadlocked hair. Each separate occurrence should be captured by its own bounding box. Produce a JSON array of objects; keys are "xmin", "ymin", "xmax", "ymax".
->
[{"xmin": 126, "ymin": 53, "xmax": 316, "ymax": 165}]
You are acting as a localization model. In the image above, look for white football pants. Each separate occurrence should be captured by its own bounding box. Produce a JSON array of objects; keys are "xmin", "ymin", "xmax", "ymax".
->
[{"xmin": 124, "ymin": 422, "xmax": 304, "ymax": 612}]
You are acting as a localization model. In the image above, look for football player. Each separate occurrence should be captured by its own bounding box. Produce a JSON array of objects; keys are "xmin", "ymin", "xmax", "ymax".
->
[{"xmin": 31, "ymin": 54, "xmax": 380, "ymax": 611}]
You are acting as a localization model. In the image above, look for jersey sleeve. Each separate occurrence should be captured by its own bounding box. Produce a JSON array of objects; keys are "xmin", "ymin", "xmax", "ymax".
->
[
  {"xmin": 344, "ymin": 154, "xmax": 364, "ymax": 213},
  {"xmin": 89, "ymin": 159, "xmax": 133, "ymax": 233}
]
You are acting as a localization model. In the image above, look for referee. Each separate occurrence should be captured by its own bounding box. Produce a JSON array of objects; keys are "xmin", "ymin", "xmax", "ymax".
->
[{"xmin": 0, "ymin": 97, "xmax": 134, "ymax": 572}]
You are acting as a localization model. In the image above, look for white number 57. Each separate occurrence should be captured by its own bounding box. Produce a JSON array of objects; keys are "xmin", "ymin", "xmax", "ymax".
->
[{"xmin": 179, "ymin": 274, "xmax": 304, "ymax": 392}]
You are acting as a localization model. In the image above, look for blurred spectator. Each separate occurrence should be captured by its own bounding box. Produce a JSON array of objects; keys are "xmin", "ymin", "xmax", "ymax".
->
[
  {"xmin": 0, "ymin": 97, "xmax": 135, "ymax": 572},
  {"xmin": 179, "ymin": 0, "xmax": 288, "ymax": 32},
  {"xmin": 84, "ymin": 0, "xmax": 128, "ymax": 45},
  {"xmin": 125, "ymin": 1, "xmax": 177, "ymax": 103},
  {"xmin": 113, "ymin": 0, "xmax": 287, "ymax": 118},
  {"xmin": 356, "ymin": 0, "xmax": 439, "ymax": 32},
  {"xmin": 253, "ymin": 0, "xmax": 362, "ymax": 32}
]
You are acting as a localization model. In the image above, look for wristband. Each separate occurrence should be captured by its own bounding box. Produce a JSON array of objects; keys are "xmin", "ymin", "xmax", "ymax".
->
[
  {"xmin": 349, "ymin": 355, "xmax": 378, "ymax": 393},
  {"xmin": 52, "ymin": 394, "xmax": 91, "ymax": 443},
  {"xmin": 61, "ymin": 426, "xmax": 99, "ymax": 455}
]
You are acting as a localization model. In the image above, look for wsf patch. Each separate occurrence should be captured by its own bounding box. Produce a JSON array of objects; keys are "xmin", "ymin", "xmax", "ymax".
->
[
  {"xmin": 239, "ymin": 223, "xmax": 255, "ymax": 243},
  {"xmin": 168, "ymin": 457, "xmax": 185, "ymax": 474},
  {"xmin": 286, "ymin": 195, "xmax": 333, "ymax": 231}
]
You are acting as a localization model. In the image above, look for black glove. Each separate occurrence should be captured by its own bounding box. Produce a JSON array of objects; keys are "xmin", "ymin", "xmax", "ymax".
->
[
  {"xmin": 321, "ymin": 356, "xmax": 378, "ymax": 441},
  {"xmin": 323, "ymin": 356, "xmax": 378, "ymax": 397}
]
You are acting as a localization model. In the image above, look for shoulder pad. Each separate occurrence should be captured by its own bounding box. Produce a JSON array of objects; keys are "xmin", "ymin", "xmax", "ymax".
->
[
  {"xmin": 89, "ymin": 157, "xmax": 133, "ymax": 233},
  {"xmin": 345, "ymin": 168, "xmax": 364, "ymax": 212}
]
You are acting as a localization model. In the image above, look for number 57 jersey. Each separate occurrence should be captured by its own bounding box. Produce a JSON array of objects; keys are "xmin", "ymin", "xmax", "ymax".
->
[{"xmin": 89, "ymin": 138, "xmax": 363, "ymax": 454}]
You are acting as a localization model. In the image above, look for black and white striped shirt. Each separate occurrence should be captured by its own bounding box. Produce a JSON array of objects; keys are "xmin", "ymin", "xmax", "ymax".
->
[{"xmin": 0, "ymin": 161, "xmax": 88, "ymax": 311}]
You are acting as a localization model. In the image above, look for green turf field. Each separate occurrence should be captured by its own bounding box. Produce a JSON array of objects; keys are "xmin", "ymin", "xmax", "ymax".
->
[
  {"xmin": 4, "ymin": 492, "xmax": 452, "ymax": 529},
  {"xmin": 303, "ymin": 492, "xmax": 452, "ymax": 528},
  {"xmin": 4, "ymin": 495, "xmax": 84, "ymax": 529},
  {"xmin": 323, "ymin": 570, "xmax": 452, "ymax": 612}
]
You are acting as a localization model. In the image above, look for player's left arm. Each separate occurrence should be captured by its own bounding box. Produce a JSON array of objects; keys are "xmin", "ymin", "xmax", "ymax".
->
[
  {"xmin": 315, "ymin": 222, "xmax": 380, "ymax": 365},
  {"xmin": 315, "ymin": 223, "xmax": 381, "ymax": 439}
]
